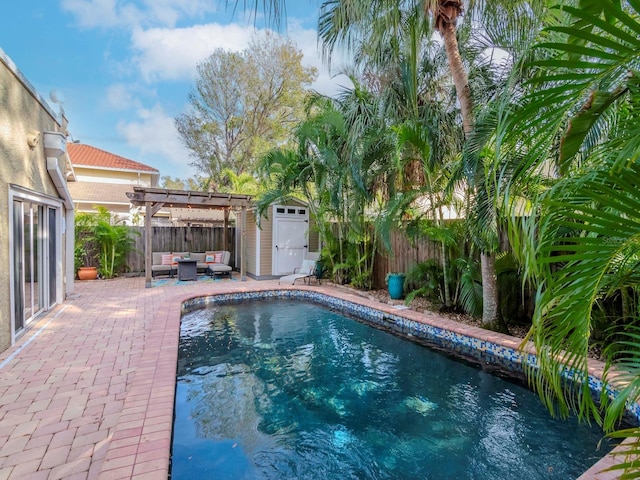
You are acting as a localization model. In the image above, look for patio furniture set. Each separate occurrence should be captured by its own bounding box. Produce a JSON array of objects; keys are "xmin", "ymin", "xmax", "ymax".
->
[{"xmin": 151, "ymin": 251, "xmax": 232, "ymax": 280}]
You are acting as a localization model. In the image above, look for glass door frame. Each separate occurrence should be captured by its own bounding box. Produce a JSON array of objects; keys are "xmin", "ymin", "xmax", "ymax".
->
[{"xmin": 9, "ymin": 186, "xmax": 63, "ymax": 344}]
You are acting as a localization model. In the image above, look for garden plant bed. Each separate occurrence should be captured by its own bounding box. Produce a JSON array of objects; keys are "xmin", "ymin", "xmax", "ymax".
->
[{"xmin": 336, "ymin": 285, "xmax": 605, "ymax": 362}]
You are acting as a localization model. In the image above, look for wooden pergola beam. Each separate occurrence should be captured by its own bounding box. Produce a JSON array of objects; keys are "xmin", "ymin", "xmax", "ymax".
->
[
  {"xmin": 126, "ymin": 187, "xmax": 251, "ymax": 208},
  {"xmin": 150, "ymin": 202, "xmax": 164, "ymax": 216}
]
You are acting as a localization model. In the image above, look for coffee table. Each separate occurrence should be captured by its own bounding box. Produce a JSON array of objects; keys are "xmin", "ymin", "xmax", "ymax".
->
[{"xmin": 177, "ymin": 259, "xmax": 198, "ymax": 281}]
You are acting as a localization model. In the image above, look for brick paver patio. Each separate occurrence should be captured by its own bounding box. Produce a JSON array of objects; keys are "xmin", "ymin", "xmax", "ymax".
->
[{"xmin": 0, "ymin": 275, "xmax": 624, "ymax": 479}]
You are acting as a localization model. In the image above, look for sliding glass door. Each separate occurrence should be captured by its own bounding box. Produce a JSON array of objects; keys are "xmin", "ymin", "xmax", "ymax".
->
[
  {"xmin": 12, "ymin": 198, "xmax": 57, "ymax": 336},
  {"xmin": 12, "ymin": 200, "xmax": 24, "ymax": 332}
]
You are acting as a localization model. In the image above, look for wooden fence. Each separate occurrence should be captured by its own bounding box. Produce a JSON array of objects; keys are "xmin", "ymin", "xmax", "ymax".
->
[
  {"xmin": 124, "ymin": 226, "xmax": 235, "ymax": 273},
  {"xmin": 120, "ymin": 225, "xmax": 442, "ymax": 283},
  {"xmin": 372, "ymin": 232, "xmax": 441, "ymax": 288}
]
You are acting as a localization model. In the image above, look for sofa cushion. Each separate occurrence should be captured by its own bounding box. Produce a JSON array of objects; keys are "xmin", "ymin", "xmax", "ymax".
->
[
  {"xmin": 191, "ymin": 253, "xmax": 206, "ymax": 263},
  {"xmin": 152, "ymin": 252, "xmax": 171, "ymax": 265},
  {"xmin": 208, "ymin": 263, "xmax": 232, "ymax": 272},
  {"xmin": 205, "ymin": 251, "xmax": 230, "ymax": 264},
  {"xmin": 152, "ymin": 264, "xmax": 173, "ymax": 271}
]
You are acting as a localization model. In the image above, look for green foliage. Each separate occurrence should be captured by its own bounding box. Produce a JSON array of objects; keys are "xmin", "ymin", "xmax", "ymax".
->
[
  {"xmin": 74, "ymin": 207, "xmax": 140, "ymax": 279},
  {"xmin": 257, "ymin": 88, "xmax": 398, "ymax": 290},
  {"xmin": 504, "ymin": 2, "xmax": 640, "ymax": 474},
  {"xmin": 454, "ymin": 256, "xmax": 483, "ymax": 317},
  {"xmin": 405, "ymin": 260, "xmax": 443, "ymax": 305},
  {"xmin": 234, "ymin": 0, "xmax": 640, "ymax": 475},
  {"xmin": 495, "ymin": 251, "xmax": 534, "ymax": 326},
  {"xmin": 160, "ymin": 176, "xmax": 206, "ymax": 191},
  {"xmin": 175, "ymin": 31, "xmax": 317, "ymax": 186}
]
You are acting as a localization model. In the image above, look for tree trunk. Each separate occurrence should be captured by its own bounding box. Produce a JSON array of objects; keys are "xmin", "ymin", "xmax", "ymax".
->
[
  {"xmin": 481, "ymin": 252, "xmax": 500, "ymax": 327},
  {"xmin": 439, "ymin": 20, "xmax": 474, "ymax": 137},
  {"xmin": 436, "ymin": 5, "xmax": 500, "ymax": 326}
]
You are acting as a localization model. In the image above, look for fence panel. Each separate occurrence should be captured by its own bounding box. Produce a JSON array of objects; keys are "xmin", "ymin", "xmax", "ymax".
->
[
  {"xmin": 125, "ymin": 226, "xmax": 235, "ymax": 273},
  {"xmin": 373, "ymin": 231, "xmax": 441, "ymax": 288}
]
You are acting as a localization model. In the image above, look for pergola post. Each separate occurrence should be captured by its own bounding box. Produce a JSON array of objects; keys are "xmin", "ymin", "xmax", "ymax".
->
[
  {"xmin": 241, "ymin": 205, "xmax": 247, "ymax": 281},
  {"xmin": 223, "ymin": 208, "xmax": 229, "ymax": 251},
  {"xmin": 145, "ymin": 201, "xmax": 152, "ymax": 288}
]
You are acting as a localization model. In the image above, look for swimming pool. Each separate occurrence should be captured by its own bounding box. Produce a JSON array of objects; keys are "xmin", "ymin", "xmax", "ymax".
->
[{"xmin": 171, "ymin": 297, "xmax": 617, "ymax": 479}]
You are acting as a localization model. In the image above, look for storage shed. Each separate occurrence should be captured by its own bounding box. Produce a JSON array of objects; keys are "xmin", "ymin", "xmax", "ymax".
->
[{"xmin": 243, "ymin": 199, "xmax": 320, "ymax": 279}]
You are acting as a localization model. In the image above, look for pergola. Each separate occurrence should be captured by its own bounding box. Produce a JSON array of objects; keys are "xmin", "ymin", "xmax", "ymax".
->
[{"xmin": 126, "ymin": 186, "xmax": 253, "ymax": 288}]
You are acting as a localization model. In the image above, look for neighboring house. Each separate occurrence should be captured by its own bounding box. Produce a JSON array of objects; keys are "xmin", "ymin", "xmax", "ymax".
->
[
  {"xmin": 66, "ymin": 143, "xmax": 164, "ymax": 225},
  {"xmin": 0, "ymin": 47, "xmax": 75, "ymax": 352}
]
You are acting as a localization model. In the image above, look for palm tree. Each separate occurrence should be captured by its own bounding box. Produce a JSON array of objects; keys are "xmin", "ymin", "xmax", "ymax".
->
[
  {"xmin": 501, "ymin": 0, "xmax": 640, "ymax": 474},
  {"xmin": 318, "ymin": 0, "xmax": 502, "ymax": 325}
]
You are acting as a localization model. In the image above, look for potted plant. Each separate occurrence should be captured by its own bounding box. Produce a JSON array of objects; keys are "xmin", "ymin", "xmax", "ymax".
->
[
  {"xmin": 75, "ymin": 243, "xmax": 98, "ymax": 280},
  {"xmin": 386, "ymin": 272, "xmax": 405, "ymax": 300},
  {"xmin": 74, "ymin": 207, "xmax": 139, "ymax": 280},
  {"xmin": 74, "ymin": 213, "xmax": 98, "ymax": 280}
]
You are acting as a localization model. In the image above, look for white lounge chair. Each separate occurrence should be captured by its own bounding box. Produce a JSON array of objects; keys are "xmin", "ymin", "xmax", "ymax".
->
[{"xmin": 278, "ymin": 253, "xmax": 320, "ymax": 285}]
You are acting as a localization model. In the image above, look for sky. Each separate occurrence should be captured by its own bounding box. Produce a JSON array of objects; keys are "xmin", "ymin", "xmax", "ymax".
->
[{"xmin": 0, "ymin": 0, "xmax": 353, "ymax": 180}]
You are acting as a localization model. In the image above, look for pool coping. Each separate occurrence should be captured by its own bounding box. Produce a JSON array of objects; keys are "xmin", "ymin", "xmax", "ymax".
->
[{"xmin": 98, "ymin": 283, "xmax": 634, "ymax": 479}]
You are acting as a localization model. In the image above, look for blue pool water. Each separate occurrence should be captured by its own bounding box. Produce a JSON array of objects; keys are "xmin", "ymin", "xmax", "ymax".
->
[{"xmin": 171, "ymin": 300, "xmax": 615, "ymax": 479}]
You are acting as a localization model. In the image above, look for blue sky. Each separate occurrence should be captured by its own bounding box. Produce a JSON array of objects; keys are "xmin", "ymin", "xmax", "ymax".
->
[{"xmin": 1, "ymin": 1, "xmax": 351, "ymax": 180}]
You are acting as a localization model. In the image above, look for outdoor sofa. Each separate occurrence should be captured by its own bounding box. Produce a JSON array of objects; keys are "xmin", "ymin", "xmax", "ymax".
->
[{"xmin": 151, "ymin": 251, "xmax": 232, "ymax": 278}]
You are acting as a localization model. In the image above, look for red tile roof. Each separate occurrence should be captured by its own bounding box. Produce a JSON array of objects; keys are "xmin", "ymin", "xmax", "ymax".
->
[{"xmin": 67, "ymin": 143, "xmax": 159, "ymax": 173}]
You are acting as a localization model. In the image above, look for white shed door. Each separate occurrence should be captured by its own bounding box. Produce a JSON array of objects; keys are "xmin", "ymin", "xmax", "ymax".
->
[{"xmin": 273, "ymin": 206, "xmax": 308, "ymax": 275}]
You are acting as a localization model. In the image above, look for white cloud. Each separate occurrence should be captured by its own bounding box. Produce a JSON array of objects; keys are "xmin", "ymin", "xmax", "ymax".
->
[
  {"xmin": 105, "ymin": 83, "xmax": 143, "ymax": 110},
  {"xmin": 130, "ymin": 23, "xmax": 256, "ymax": 82},
  {"xmin": 129, "ymin": 20, "xmax": 352, "ymax": 95},
  {"xmin": 61, "ymin": 0, "xmax": 217, "ymax": 29},
  {"xmin": 116, "ymin": 104, "xmax": 193, "ymax": 178}
]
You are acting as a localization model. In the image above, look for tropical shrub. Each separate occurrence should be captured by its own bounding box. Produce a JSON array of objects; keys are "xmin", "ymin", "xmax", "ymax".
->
[{"xmin": 74, "ymin": 207, "xmax": 140, "ymax": 279}]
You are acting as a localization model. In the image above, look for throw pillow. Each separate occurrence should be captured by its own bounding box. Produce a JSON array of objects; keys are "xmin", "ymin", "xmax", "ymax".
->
[
  {"xmin": 205, "ymin": 254, "xmax": 215, "ymax": 263},
  {"xmin": 161, "ymin": 254, "xmax": 173, "ymax": 266},
  {"xmin": 214, "ymin": 252, "xmax": 224, "ymax": 263},
  {"xmin": 172, "ymin": 254, "xmax": 182, "ymax": 266}
]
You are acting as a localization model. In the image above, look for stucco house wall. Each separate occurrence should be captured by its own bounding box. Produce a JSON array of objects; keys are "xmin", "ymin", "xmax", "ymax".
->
[
  {"xmin": 0, "ymin": 48, "xmax": 74, "ymax": 352},
  {"xmin": 72, "ymin": 166, "xmax": 155, "ymax": 186}
]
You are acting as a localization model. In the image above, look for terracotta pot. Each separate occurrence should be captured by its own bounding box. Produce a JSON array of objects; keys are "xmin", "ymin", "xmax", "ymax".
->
[{"xmin": 78, "ymin": 266, "xmax": 98, "ymax": 280}]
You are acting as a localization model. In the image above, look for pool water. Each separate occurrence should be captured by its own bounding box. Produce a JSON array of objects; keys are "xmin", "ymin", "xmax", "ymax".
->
[{"xmin": 172, "ymin": 300, "xmax": 615, "ymax": 479}]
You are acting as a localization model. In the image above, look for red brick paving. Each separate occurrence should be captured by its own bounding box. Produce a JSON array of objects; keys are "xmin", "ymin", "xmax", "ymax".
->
[{"xmin": 0, "ymin": 275, "xmax": 624, "ymax": 479}]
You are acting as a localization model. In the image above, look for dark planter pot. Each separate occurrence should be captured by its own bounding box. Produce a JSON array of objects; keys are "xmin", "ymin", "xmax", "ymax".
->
[
  {"xmin": 387, "ymin": 273, "xmax": 405, "ymax": 300},
  {"xmin": 78, "ymin": 266, "xmax": 98, "ymax": 280}
]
